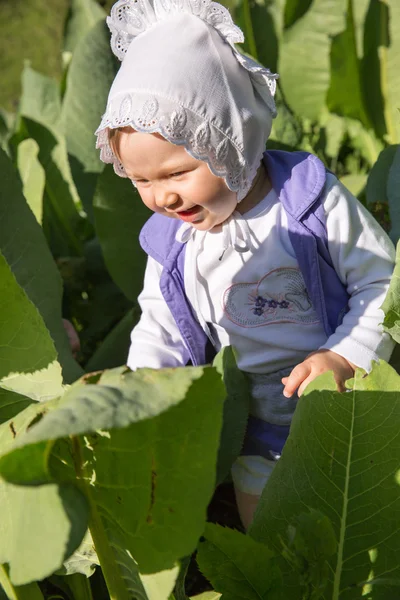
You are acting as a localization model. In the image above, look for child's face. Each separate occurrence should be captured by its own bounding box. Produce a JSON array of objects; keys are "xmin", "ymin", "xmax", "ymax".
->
[{"xmin": 116, "ymin": 129, "xmax": 238, "ymax": 231}]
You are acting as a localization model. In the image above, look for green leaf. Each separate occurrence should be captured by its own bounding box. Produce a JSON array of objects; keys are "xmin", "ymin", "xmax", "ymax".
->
[
  {"xmin": 319, "ymin": 111, "xmax": 346, "ymax": 159},
  {"xmin": 387, "ymin": 144, "xmax": 400, "ymax": 243},
  {"xmin": 140, "ymin": 566, "xmax": 180, "ymax": 600},
  {"xmin": 62, "ymin": 574, "xmax": 94, "ymax": 600},
  {"xmin": 327, "ymin": 0, "xmax": 370, "ymax": 127},
  {"xmin": 345, "ymin": 118, "xmax": 383, "ymax": 167},
  {"xmin": 0, "ymin": 389, "xmax": 34, "ymax": 426},
  {"xmin": 361, "ymin": 0, "xmax": 400, "ymax": 144},
  {"xmin": 0, "ymin": 482, "xmax": 89, "ymax": 586},
  {"xmin": 18, "ymin": 65, "xmax": 85, "ymax": 254},
  {"xmin": 213, "ymin": 347, "xmax": 250, "ymax": 485},
  {"xmin": 283, "ymin": 0, "xmax": 312, "ymax": 29},
  {"xmin": 250, "ymin": 362, "xmax": 400, "ymax": 599},
  {"xmin": 279, "ymin": 0, "xmax": 347, "ymax": 120},
  {"xmin": 339, "ymin": 174, "xmax": 367, "ymax": 199},
  {"xmin": 361, "ymin": 0, "xmax": 387, "ymax": 141},
  {"xmin": 281, "ymin": 510, "xmax": 337, "ymax": 599},
  {"xmin": 197, "ymin": 523, "xmax": 281, "ymax": 600},
  {"xmin": 0, "ymin": 251, "xmax": 56, "ymax": 379},
  {"xmin": 0, "ymin": 147, "xmax": 83, "ymax": 383},
  {"xmin": 172, "ymin": 556, "xmax": 190, "ymax": 600},
  {"xmin": 269, "ymin": 92, "xmax": 303, "ymax": 150},
  {"xmin": 0, "ymin": 109, "xmax": 15, "ymax": 153},
  {"xmin": 57, "ymin": 529, "xmax": 99, "ymax": 577},
  {"xmin": 61, "ymin": 20, "xmax": 116, "ymax": 174},
  {"xmin": 19, "ymin": 65, "xmax": 62, "ymax": 131},
  {"xmin": 0, "ymin": 362, "xmax": 64, "ymax": 403},
  {"xmin": 22, "ymin": 117, "xmax": 84, "ymax": 257},
  {"xmin": 0, "ymin": 566, "xmax": 44, "ymax": 600},
  {"xmin": 17, "ymin": 139, "xmax": 45, "ymax": 224},
  {"xmin": 384, "ymin": 2, "xmax": 400, "ymax": 144},
  {"xmin": 84, "ymin": 308, "xmax": 139, "ymax": 372},
  {"xmin": 233, "ymin": 0, "xmax": 284, "ymax": 73},
  {"xmin": 366, "ymin": 144, "xmax": 398, "ymax": 206},
  {"xmin": 381, "ymin": 240, "xmax": 400, "ymax": 342},
  {"xmin": 93, "ymin": 165, "xmax": 152, "ymax": 301},
  {"xmin": 352, "ymin": 0, "xmax": 370, "ymax": 58},
  {"xmin": 190, "ymin": 594, "xmax": 221, "ymax": 600},
  {"xmin": 0, "ymin": 366, "xmax": 226, "ymax": 578},
  {"xmin": 64, "ymin": 0, "xmax": 105, "ymax": 53}
]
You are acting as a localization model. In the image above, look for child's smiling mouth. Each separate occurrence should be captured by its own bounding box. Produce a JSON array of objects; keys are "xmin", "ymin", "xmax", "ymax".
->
[{"xmin": 175, "ymin": 206, "xmax": 202, "ymax": 222}]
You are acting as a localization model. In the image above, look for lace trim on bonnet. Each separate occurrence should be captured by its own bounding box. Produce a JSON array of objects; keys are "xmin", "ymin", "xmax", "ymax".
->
[{"xmin": 96, "ymin": 0, "xmax": 278, "ymax": 200}]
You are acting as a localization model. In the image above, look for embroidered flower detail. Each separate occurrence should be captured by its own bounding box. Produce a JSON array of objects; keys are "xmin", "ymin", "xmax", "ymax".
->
[
  {"xmin": 251, "ymin": 295, "xmax": 291, "ymax": 316},
  {"xmin": 137, "ymin": 97, "xmax": 159, "ymax": 127},
  {"xmin": 108, "ymin": 0, "xmax": 243, "ymax": 61},
  {"xmin": 119, "ymin": 94, "xmax": 133, "ymax": 123},
  {"xmin": 167, "ymin": 108, "xmax": 187, "ymax": 138},
  {"xmin": 193, "ymin": 122, "xmax": 211, "ymax": 153}
]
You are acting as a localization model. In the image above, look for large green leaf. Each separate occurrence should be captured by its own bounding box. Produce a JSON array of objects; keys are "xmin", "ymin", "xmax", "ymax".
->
[
  {"xmin": 61, "ymin": 20, "xmax": 116, "ymax": 174},
  {"xmin": 213, "ymin": 347, "xmax": 250, "ymax": 485},
  {"xmin": 85, "ymin": 307, "xmax": 139, "ymax": 372},
  {"xmin": 250, "ymin": 362, "xmax": 400, "ymax": 599},
  {"xmin": 269, "ymin": 91, "xmax": 303, "ymax": 150},
  {"xmin": 327, "ymin": 0, "xmax": 370, "ymax": 127},
  {"xmin": 361, "ymin": 0, "xmax": 387, "ymax": 141},
  {"xmin": 387, "ymin": 144, "xmax": 400, "ymax": 243},
  {"xmin": 190, "ymin": 594, "xmax": 221, "ymax": 600},
  {"xmin": 19, "ymin": 65, "xmax": 62, "ymax": 131},
  {"xmin": 0, "ymin": 389, "xmax": 87, "ymax": 587},
  {"xmin": 383, "ymin": 1, "xmax": 400, "ymax": 144},
  {"xmin": 345, "ymin": 118, "xmax": 383, "ymax": 167},
  {"xmin": 0, "ymin": 566, "xmax": 44, "ymax": 600},
  {"xmin": 64, "ymin": 0, "xmax": 105, "ymax": 53},
  {"xmin": 279, "ymin": 0, "xmax": 347, "ymax": 121},
  {"xmin": 0, "ymin": 389, "xmax": 34, "ymax": 426},
  {"xmin": 21, "ymin": 118, "xmax": 84, "ymax": 257},
  {"xmin": 381, "ymin": 240, "xmax": 400, "ymax": 343},
  {"xmin": 352, "ymin": 0, "xmax": 370, "ymax": 57},
  {"xmin": 0, "ymin": 481, "xmax": 89, "ymax": 586},
  {"xmin": 93, "ymin": 165, "xmax": 152, "ymax": 301},
  {"xmin": 366, "ymin": 144, "xmax": 398, "ymax": 206},
  {"xmin": 18, "ymin": 65, "xmax": 85, "ymax": 255},
  {"xmin": 56, "ymin": 529, "xmax": 98, "ymax": 577},
  {"xmin": 0, "ymin": 366, "xmax": 225, "ymax": 589},
  {"xmin": 197, "ymin": 523, "xmax": 281, "ymax": 600},
  {"xmin": 0, "ymin": 251, "xmax": 56, "ymax": 379},
  {"xmin": 0, "ymin": 147, "xmax": 83, "ymax": 383},
  {"xmin": 232, "ymin": 0, "xmax": 284, "ymax": 73},
  {"xmin": 16, "ymin": 139, "xmax": 45, "ymax": 224},
  {"xmin": 0, "ymin": 249, "xmax": 63, "ymax": 420},
  {"xmin": 361, "ymin": 0, "xmax": 400, "ymax": 144}
]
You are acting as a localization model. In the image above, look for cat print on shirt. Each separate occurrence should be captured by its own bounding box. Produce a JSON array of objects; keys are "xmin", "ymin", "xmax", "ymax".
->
[{"xmin": 223, "ymin": 267, "xmax": 319, "ymax": 328}]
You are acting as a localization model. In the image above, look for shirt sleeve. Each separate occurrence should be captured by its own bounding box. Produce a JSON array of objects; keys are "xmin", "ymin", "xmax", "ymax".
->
[
  {"xmin": 127, "ymin": 256, "xmax": 190, "ymax": 370},
  {"xmin": 319, "ymin": 173, "xmax": 395, "ymax": 371}
]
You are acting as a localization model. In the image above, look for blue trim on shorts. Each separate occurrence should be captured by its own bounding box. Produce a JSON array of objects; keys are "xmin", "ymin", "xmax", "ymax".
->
[{"xmin": 241, "ymin": 415, "xmax": 291, "ymax": 460}]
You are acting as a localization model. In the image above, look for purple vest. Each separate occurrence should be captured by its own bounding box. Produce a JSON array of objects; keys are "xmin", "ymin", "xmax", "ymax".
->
[{"xmin": 139, "ymin": 150, "xmax": 350, "ymax": 366}]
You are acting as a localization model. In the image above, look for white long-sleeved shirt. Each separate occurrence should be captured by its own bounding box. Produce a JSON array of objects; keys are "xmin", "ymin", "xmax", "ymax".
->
[{"xmin": 127, "ymin": 174, "xmax": 395, "ymax": 373}]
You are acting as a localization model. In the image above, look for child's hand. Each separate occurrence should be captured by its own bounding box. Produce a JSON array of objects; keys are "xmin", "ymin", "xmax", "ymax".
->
[
  {"xmin": 281, "ymin": 349, "xmax": 355, "ymax": 398},
  {"xmin": 62, "ymin": 318, "xmax": 81, "ymax": 358}
]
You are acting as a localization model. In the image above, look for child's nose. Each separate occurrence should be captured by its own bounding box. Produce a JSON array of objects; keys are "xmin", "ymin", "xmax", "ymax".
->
[{"xmin": 154, "ymin": 186, "xmax": 179, "ymax": 210}]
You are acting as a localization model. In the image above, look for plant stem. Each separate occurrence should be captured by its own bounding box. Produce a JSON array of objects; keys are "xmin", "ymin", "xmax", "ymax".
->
[
  {"xmin": 70, "ymin": 436, "xmax": 131, "ymax": 600},
  {"xmin": 0, "ymin": 564, "xmax": 44, "ymax": 600},
  {"xmin": 66, "ymin": 573, "xmax": 94, "ymax": 600}
]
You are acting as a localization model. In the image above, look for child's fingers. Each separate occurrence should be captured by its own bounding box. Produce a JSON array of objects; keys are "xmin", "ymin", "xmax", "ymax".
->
[{"xmin": 282, "ymin": 362, "xmax": 311, "ymax": 398}]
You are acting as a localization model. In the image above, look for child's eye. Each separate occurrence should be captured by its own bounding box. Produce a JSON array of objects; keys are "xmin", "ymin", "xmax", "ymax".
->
[
  {"xmin": 169, "ymin": 171, "xmax": 186, "ymax": 178},
  {"xmin": 134, "ymin": 178, "xmax": 150, "ymax": 184}
]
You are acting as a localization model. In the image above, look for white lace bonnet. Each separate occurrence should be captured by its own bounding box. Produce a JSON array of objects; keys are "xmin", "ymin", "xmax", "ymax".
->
[{"xmin": 95, "ymin": 0, "xmax": 278, "ymax": 201}]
